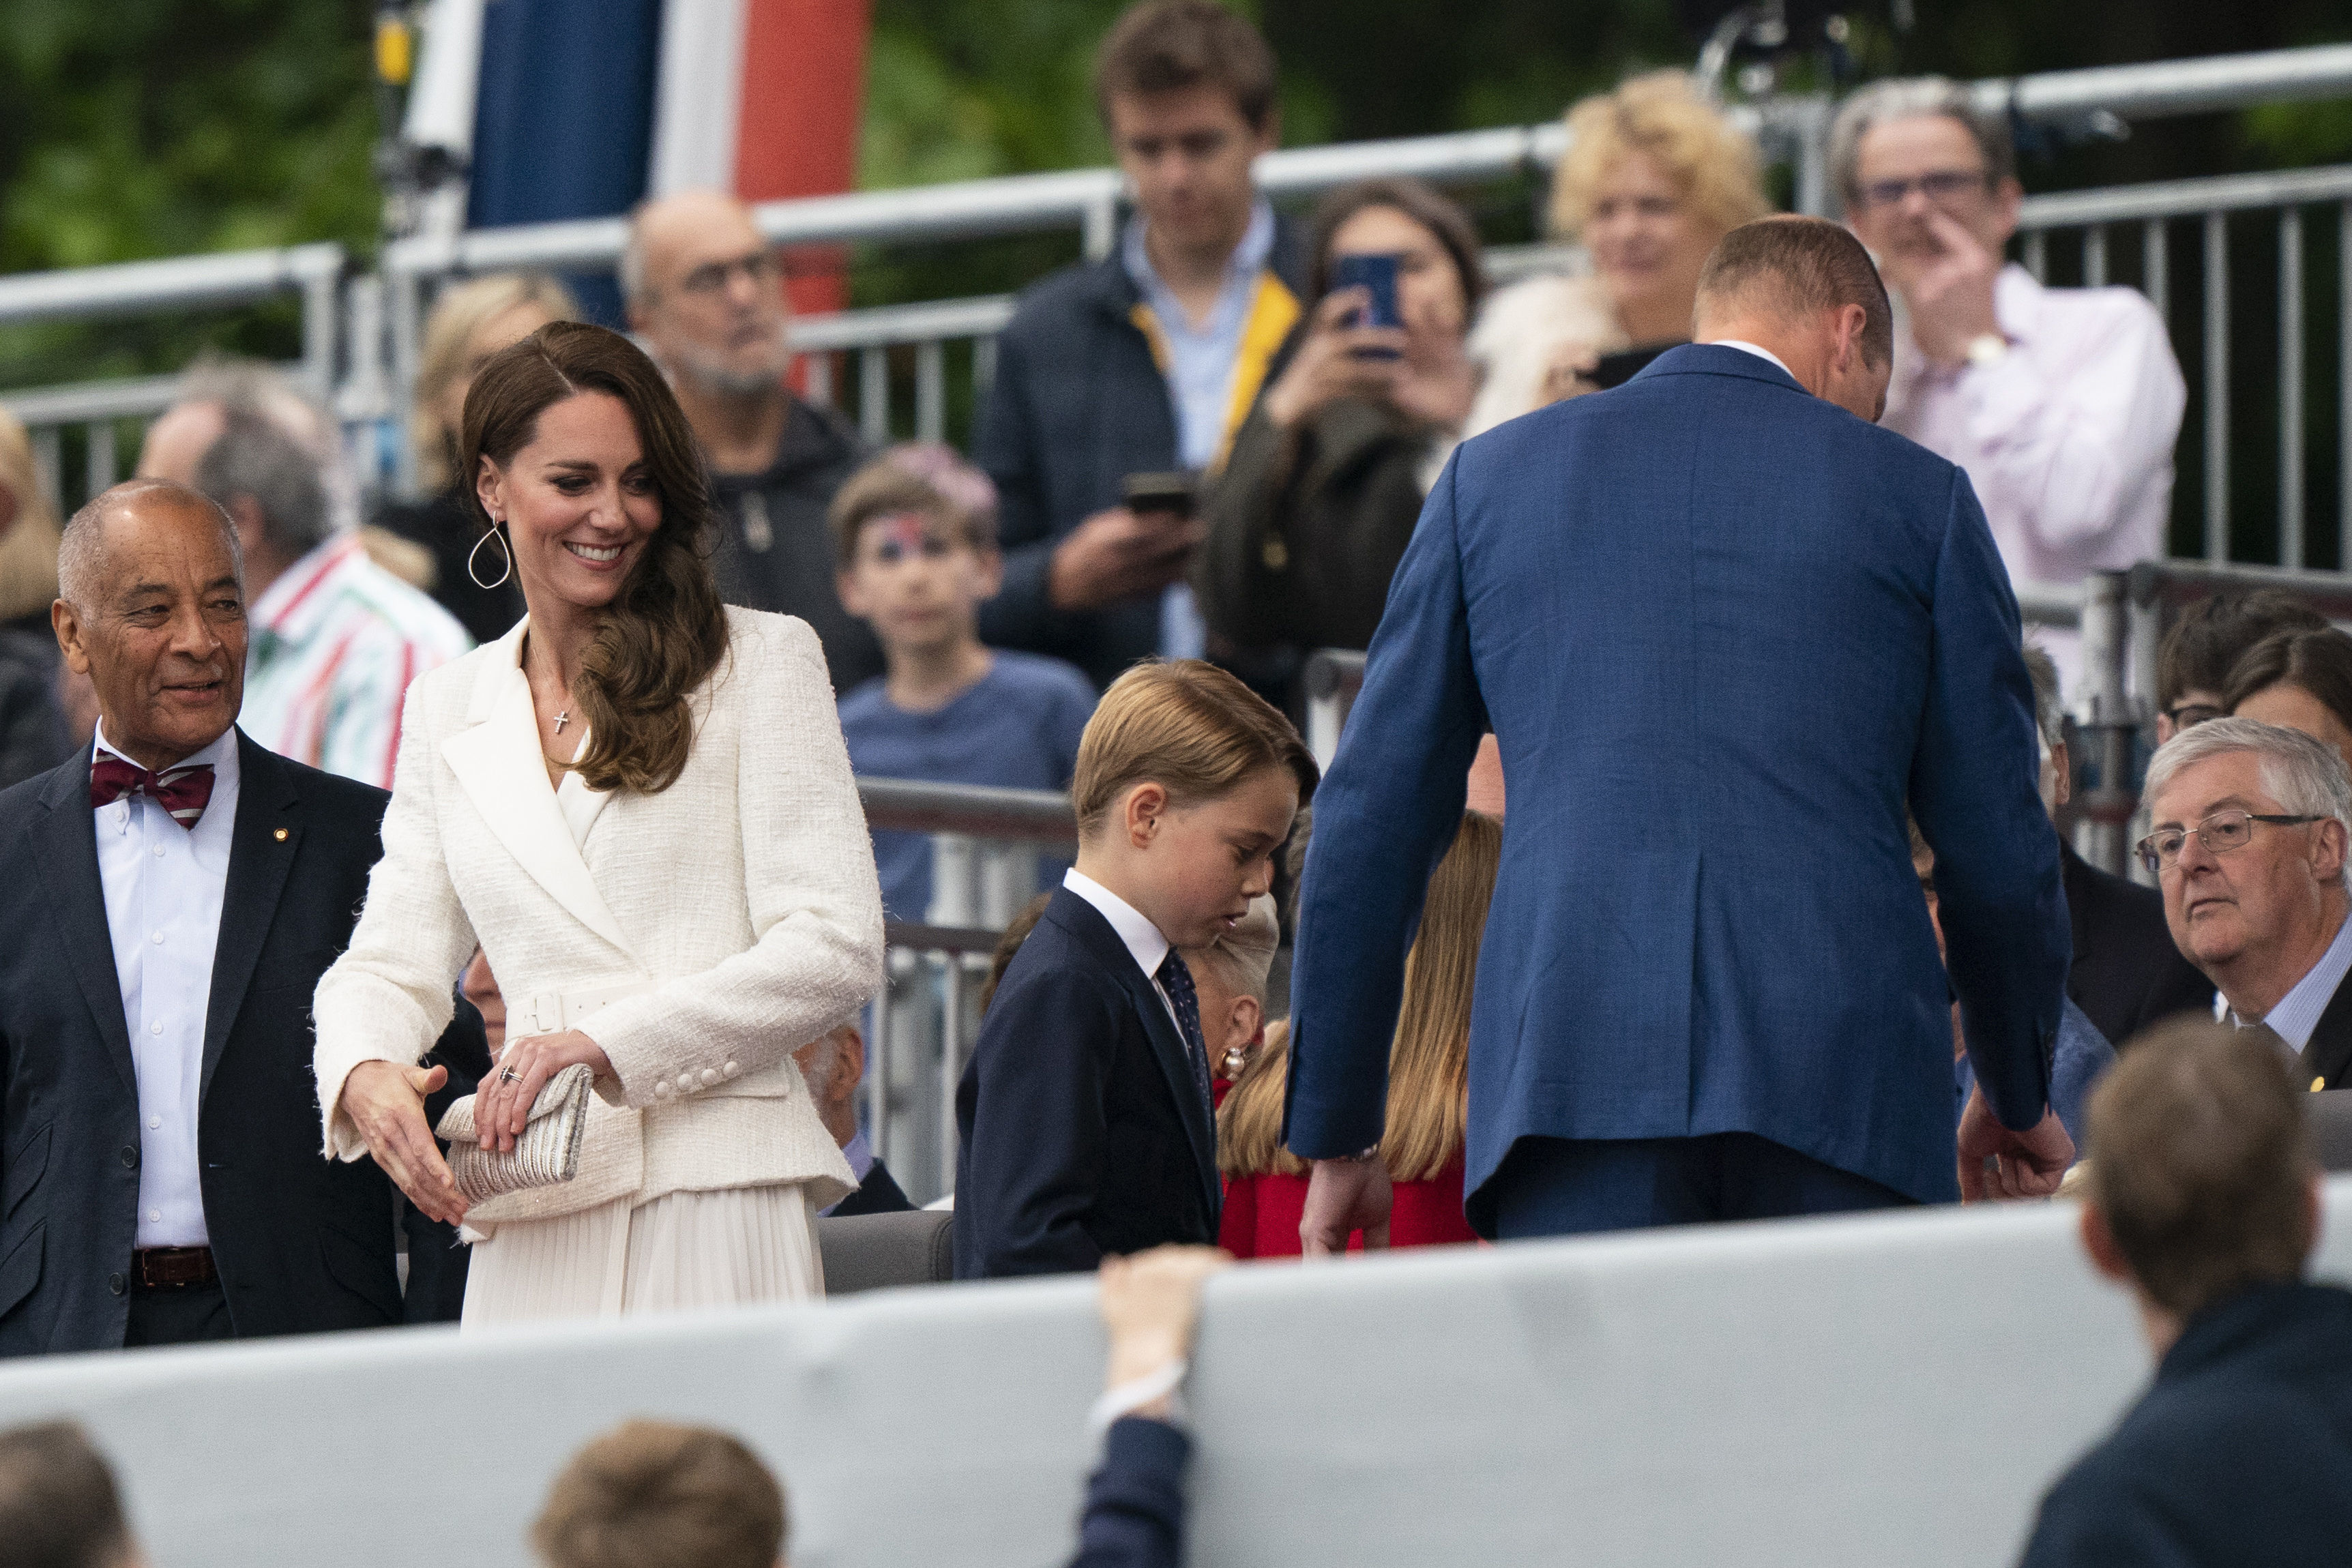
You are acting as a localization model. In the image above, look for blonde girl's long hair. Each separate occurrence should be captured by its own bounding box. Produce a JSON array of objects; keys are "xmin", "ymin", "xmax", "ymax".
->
[{"xmin": 1218, "ymin": 811, "xmax": 1501, "ymax": 1183}]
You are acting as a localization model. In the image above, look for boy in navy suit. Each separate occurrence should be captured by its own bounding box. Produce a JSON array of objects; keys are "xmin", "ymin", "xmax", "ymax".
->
[{"xmin": 954, "ymin": 660, "xmax": 1316, "ymax": 1278}]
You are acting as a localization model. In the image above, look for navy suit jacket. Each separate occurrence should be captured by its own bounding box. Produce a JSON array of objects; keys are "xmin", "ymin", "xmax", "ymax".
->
[
  {"xmin": 1285, "ymin": 345, "xmax": 2068, "ymax": 1224},
  {"xmin": 1068, "ymin": 1417, "xmax": 1189, "ymax": 1568},
  {"xmin": 953, "ymin": 887, "xmax": 1219, "ymax": 1277},
  {"xmin": 2019, "ymin": 1281, "xmax": 2352, "ymax": 1567},
  {"xmin": 0, "ymin": 733, "xmax": 487, "ymax": 1355}
]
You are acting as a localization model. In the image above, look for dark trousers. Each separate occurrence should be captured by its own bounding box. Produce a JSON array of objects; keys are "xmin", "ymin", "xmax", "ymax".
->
[
  {"xmin": 1491, "ymin": 1132, "xmax": 1912, "ymax": 1241},
  {"xmin": 123, "ymin": 1282, "xmax": 235, "ymax": 1348}
]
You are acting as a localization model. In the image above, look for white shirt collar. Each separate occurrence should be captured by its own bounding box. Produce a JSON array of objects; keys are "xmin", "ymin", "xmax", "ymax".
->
[
  {"xmin": 93, "ymin": 719, "xmax": 241, "ymax": 782},
  {"xmin": 1706, "ymin": 340, "xmax": 1796, "ymax": 379},
  {"xmin": 2235, "ymin": 912, "xmax": 2352, "ymax": 1054},
  {"xmin": 1062, "ymin": 866, "xmax": 1171, "ymax": 984}
]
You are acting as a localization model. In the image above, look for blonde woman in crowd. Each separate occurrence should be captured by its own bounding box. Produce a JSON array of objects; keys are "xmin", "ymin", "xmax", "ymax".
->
[
  {"xmin": 375, "ymin": 271, "xmax": 576, "ymax": 645},
  {"xmin": 1465, "ymin": 71, "xmax": 1772, "ymax": 437},
  {"xmin": 0, "ymin": 409, "xmax": 72, "ymax": 783},
  {"xmin": 1218, "ymin": 810, "xmax": 1498, "ymax": 1257}
]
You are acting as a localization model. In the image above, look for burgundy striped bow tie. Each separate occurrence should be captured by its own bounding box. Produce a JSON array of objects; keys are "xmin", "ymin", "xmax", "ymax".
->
[{"xmin": 90, "ymin": 756, "xmax": 216, "ymax": 829}]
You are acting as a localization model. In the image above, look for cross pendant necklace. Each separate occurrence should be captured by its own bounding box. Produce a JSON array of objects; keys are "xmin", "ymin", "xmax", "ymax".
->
[{"xmin": 553, "ymin": 709, "xmax": 570, "ymax": 733}]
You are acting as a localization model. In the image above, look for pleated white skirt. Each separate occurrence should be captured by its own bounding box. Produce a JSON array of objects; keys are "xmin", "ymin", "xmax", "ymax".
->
[{"xmin": 459, "ymin": 1183, "xmax": 825, "ymax": 1327}]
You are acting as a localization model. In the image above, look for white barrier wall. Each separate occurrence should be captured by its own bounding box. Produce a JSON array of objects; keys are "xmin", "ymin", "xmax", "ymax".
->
[{"xmin": 5, "ymin": 1181, "xmax": 2351, "ymax": 1568}]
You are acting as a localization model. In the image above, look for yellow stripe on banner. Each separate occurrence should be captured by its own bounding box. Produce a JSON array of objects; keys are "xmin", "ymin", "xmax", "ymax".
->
[
  {"xmin": 1130, "ymin": 304, "xmax": 1172, "ymax": 376},
  {"xmin": 1211, "ymin": 272, "xmax": 1301, "ymax": 475}
]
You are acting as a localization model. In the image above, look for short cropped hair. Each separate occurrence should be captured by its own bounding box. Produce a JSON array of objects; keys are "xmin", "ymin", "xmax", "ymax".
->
[
  {"xmin": 1072, "ymin": 660, "xmax": 1318, "ymax": 839},
  {"xmin": 1696, "ymin": 216, "xmax": 1895, "ymax": 367},
  {"xmin": 2158, "ymin": 591, "xmax": 2330, "ymax": 711},
  {"xmin": 2022, "ymin": 641, "xmax": 2065, "ymax": 755},
  {"xmin": 532, "ymin": 1420, "xmax": 785, "ymax": 1568},
  {"xmin": 1186, "ymin": 892, "xmax": 1279, "ymax": 1002},
  {"xmin": 2086, "ymin": 1016, "xmax": 2313, "ymax": 1318},
  {"xmin": 57, "ymin": 479, "xmax": 241, "ymax": 612},
  {"xmin": 1827, "ymin": 76, "xmax": 2016, "ymax": 211},
  {"xmin": 194, "ymin": 410, "xmax": 332, "ymax": 561},
  {"xmin": 2141, "ymin": 716, "xmax": 2352, "ymax": 887},
  {"xmin": 1093, "ymin": 0, "xmax": 1278, "ymax": 131},
  {"xmin": 827, "ymin": 444, "xmax": 998, "ymax": 571},
  {"xmin": 0, "ymin": 1421, "xmax": 134, "ymax": 1568},
  {"xmin": 2224, "ymin": 627, "xmax": 2352, "ymax": 740},
  {"xmin": 1550, "ymin": 70, "xmax": 1773, "ymax": 243}
]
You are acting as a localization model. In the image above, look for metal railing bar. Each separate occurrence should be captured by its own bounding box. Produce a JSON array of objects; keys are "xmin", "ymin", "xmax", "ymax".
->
[
  {"xmin": 802, "ymin": 349, "xmax": 834, "ymax": 410},
  {"xmin": 0, "ymin": 372, "xmax": 183, "ymax": 426},
  {"xmin": 2342, "ymin": 202, "xmax": 2352, "ymax": 570},
  {"xmin": 0, "ymin": 241, "xmax": 343, "ymax": 328},
  {"xmin": 1971, "ymin": 43, "xmax": 2352, "ymax": 123},
  {"xmin": 790, "ymin": 295, "xmax": 1013, "ymax": 352},
  {"xmin": 883, "ymin": 921, "xmax": 1008, "ymax": 956},
  {"xmin": 2130, "ymin": 557, "xmax": 2352, "ymax": 619},
  {"xmin": 2018, "ymin": 164, "xmax": 2352, "ymax": 230},
  {"xmin": 858, "ymin": 346, "xmax": 889, "ymax": 443},
  {"xmin": 2023, "ymin": 231, "xmax": 2048, "ymax": 282},
  {"xmin": 857, "ymin": 777, "xmax": 1078, "ymax": 843},
  {"xmin": 30, "ymin": 427, "xmax": 58, "ymax": 514},
  {"xmin": 85, "ymin": 421, "xmax": 115, "ymax": 498},
  {"xmin": 2282, "ymin": 206, "xmax": 2305, "ymax": 566},
  {"xmin": 2144, "ymin": 218, "xmax": 2169, "ymax": 318},
  {"xmin": 2084, "ymin": 224, "xmax": 2107, "ymax": 286},
  {"xmin": 915, "ymin": 340, "xmax": 945, "ymax": 443},
  {"xmin": 2205, "ymin": 212, "xmax": 2231, "ymax": 563},
  {"xmin": 938, "ymin": 956, "xmax": 966, "ymax": 1190},
  {"xmin": 2014, "ymin": 579, "xmax": 2088, "ymax": 627}
]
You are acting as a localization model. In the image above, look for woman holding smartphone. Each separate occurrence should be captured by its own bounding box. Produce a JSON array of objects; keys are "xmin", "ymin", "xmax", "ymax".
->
[{"xmin": 1194, "ymin": 177, "xmax": 1484, "ymax": 710}]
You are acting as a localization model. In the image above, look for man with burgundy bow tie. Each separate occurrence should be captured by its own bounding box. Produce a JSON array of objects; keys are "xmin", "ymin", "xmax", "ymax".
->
[{"xmin": 0, "ymin": 479, "xmax": 488, "ymax": 1355}]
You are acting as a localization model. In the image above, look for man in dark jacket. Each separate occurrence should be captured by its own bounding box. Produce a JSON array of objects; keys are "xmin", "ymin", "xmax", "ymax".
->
[
  {"xmin": 2020, "ymin": 1016, "xmax": 2352, "ymax": 1566},
  {"xmin": 0, "ymin": 480, "xmax": 486, "ymax": 1355},
  {"xmin": 626, "ymin": 190, "xmax": 880, "ymax": 694},
  {"xmin": 974, "ymin": 1, "xmax": 1306, "ymax": 690}
]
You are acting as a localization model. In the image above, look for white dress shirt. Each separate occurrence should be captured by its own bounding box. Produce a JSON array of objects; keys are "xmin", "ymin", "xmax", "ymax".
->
[
  {"xmin": 1708, "ymin": 339, "xmax": 1796, "ymax": 380},
  {"xmin": 1881, "ymin": 265, "xmax": 2186, "ymax": 694},
  {"xmin": 93, "ymin": 722, "xmax": 241, "ymax": 1248},
  {"xmin": 1061, "ymin": 867, "xmax": 1188, "ymax": 1041},
  {"xmin": 2217, "ymin": 913, "xmax": 2352, "ymax": 1056}
]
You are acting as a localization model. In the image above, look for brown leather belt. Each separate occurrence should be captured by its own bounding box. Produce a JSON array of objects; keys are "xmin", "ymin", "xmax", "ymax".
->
[{"xmin": 132, "ymin": 1246, "xmax": 217, "ymax": 1290}]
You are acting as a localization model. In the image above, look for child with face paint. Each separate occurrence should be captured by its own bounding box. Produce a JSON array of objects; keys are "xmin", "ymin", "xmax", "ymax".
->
[{"xmin": 831, "ymin": 443, "xmax": 1100, "ymax": 922}]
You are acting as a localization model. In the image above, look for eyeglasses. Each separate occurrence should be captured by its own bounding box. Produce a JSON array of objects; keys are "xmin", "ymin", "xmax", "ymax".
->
[
  {"xmin": 2135, "ymin": 808, "xmax": 2324, "ymax": 874},
  {"xmin": 1853, "ymin": 168, "xmax": 1993, "ymax": 211},
  {"xmin": 2164, "ymin": 702, "xmax": 2226, "ymax": 731},
  {"xmin": 675, "ymin": 250, "xmax": 780, "ymax": 297}
]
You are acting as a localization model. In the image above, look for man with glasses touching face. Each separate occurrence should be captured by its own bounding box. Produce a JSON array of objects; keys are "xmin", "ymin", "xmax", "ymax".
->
[
  {"xmin": 2140, "ymin": 718, "xmax": 2352, "ymax": 1090},
  {"xmin": 1832, "ymin": 79, "xmax": 2184, "ymax": 697},
  {"xmin": 623, "ymin": 190, "xmax": 881, "ymax": 694}
]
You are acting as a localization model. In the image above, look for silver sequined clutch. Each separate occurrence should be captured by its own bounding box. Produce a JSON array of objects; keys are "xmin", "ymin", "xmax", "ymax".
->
[{"xmin": 437, "ymin": 1063, "xmax": 594, "ymax": 1202}]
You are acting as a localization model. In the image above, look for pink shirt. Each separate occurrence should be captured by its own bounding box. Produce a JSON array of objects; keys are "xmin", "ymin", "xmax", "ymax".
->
[{"xmin": 1881, "ymin": 266, "xmax": 2183, "ymax": 692}]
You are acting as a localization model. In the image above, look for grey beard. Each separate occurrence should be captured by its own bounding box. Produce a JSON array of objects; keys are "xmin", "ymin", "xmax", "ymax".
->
[{"xmin": 671, "ymin": 337, "xmax": 791, "ymax": 400}]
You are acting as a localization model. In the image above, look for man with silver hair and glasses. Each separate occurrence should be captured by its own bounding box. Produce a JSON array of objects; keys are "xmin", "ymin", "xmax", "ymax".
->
[
  {"xmin": 1831, "ymin": 78, "xmax": 2184, "ymax": 695},
  {"xmin": 622, "ymin": 190, "xmax": 881, "ymax": 694},
  {"xmin": 2138, "ymin": 718, "xmax": 2352, "ymax": 1090}
]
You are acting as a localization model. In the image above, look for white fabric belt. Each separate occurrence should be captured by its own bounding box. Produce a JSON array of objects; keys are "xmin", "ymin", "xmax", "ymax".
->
[{"xmin": 512, "ymin": 982, "xmax": 649, "ymax": 1039}]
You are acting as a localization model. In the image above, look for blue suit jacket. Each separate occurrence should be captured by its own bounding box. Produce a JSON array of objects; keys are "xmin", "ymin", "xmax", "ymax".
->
[
  {"xmin": 2020, "ymin": 1282, "xmax": 2352, "ymax": 1567},
  {"xmin": 953, "ymin": 887, "xmax": 1220, "ymax": 1277},
  {"xmin": 1285, "ymin": 345, "xmax": 2067, "ymax": 1222}
]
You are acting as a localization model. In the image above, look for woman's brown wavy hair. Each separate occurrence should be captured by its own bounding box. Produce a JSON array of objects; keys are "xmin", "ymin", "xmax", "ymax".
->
[{"xmin": 462, "ymin": 321, "xmax": 727, "ymax": 795}]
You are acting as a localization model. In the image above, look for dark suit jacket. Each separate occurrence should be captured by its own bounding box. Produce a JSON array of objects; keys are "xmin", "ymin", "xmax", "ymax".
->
[
  {"xmin": 2299, "ymin": 960, "xmax": 2352, "ymax": 1092},
  {"xmin": 829, "ymin": 1155, "xmax": 914, "ymax": 1217},
  {"xmin": 2060, "ymin": 840, "xmax": 2213, "ymax": 1048},
  {"xmin": 1068, "ymin": 1417, "xmax": 1189, "ymax": 1568},
  {"xmin": 0, "ymin": 733, "xmax": 487, "ymax": 1356},
  {"xmin": 973, "ymin": 218, "xmax": 1308, "ymax": 690},
  {"xmin": 953, "ymin": 887, "xmax": 1218, "ymax": 1277},
  {"xmin": 2020, "ymin": 1281, "xmax": 2352, "ymax": 1567},
  {"xmin": 1287, "ymin": 346, "xmax": 2068, "ymax": 1226}
]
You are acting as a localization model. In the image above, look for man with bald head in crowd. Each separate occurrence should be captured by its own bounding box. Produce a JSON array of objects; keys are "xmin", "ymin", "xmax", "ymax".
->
[
  {"xmin": 0, "ymin": 480, "xmax": 486, "ymax": 1353},
  {"xmin": 1290, "ymin": 217, "xmax": 2074, "ymax": 1243},
  {"xmin": 624, "ymin": 190, "xmax": 881, "ymax": 692}
]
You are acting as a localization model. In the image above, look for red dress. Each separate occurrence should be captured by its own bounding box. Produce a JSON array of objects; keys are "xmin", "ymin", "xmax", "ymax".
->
[{"xmin": 1218, "ymin": 1154, "xmax": 1480, "ymax": 1258}]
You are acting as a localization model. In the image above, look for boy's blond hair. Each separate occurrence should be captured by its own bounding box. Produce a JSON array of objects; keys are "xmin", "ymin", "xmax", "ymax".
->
[
  {"xmin": 1186, "ymin": 893, "xmax": 1279, "ymax": 1001},
  {"xmin": 1072, "ymin": 660, "xmax": 1317, "ymax": 838},
  {"xmin": 533, "ymin": 1420, "xmax": 784, "ymax": 1568},
  {"xmin": 827, "ymin": 445, "xmax": 997, "ymax": 570}
]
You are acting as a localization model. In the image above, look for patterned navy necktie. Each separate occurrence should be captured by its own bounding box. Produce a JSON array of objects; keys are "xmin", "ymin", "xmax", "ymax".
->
[{"xmin": 1154, "ymin": 949, "xmax": 1214, "ymax": 1114}]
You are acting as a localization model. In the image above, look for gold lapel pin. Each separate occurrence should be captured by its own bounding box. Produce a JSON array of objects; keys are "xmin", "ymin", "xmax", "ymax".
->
[
  {"xmin": 274, "ymin": 828, "xmax": 289, "ymax": 842},
  {"xmin": 2313, "ymin": 1076, "xmax": 2326, "ymax": 1093}
]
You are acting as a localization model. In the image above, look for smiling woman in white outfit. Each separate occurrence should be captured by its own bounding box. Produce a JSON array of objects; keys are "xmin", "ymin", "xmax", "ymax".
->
[{"xmin": 313, "ymin": 321, "xmax": 881, "ymax": 1322}]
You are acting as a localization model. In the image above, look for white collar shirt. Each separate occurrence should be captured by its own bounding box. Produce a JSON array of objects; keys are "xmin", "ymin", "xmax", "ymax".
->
[
  {"xmin": 92, "ymin": 721, "xmax": 242, "ymax": 1248},
  {"xmin": 1062, "ymin": 867, "xmax": 1188, "ymax": 1042},
  {"xmin": 2219, "ymin": 913, "xmax": 2352, "ymax": 1056},
  {"xmin": 1708, "ymin": 339, "xmax": 1797, "ymax": 380}
]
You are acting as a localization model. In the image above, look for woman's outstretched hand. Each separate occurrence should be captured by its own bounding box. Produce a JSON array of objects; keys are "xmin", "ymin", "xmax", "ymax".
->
[{"xmin": 341, "ymin": 1059, "xmax": 467, "ymax": 1226}]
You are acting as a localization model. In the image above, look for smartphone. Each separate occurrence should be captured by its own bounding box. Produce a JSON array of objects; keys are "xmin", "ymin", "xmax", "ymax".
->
[
  {"xmin": 1330, "ymin": 252, "xmax": 1403, "ymax": 359},
  {"xmin": 1123, "ymin": 471, "xmax": 1196, "ymax": 518},
  {"xmin": 1587, "ymin": 342, "xmax": 1679, "ymax": 389}
]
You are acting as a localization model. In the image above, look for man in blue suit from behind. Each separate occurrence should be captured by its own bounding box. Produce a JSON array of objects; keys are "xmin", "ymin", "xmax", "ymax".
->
[{"xmin": 1287, "ymin": 218, "xmax": 2076, "ymax": 1244}]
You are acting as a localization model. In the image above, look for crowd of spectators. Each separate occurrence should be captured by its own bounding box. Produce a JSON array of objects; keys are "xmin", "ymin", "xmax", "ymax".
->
[{"xmin": 1, "ymin": 1, "xmax": 2348, "ymax": 1563}]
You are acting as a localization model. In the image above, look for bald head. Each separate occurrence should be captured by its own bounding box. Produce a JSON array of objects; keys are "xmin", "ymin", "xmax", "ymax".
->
[
  {"xmin": 624, "ymin": 190, "xmax": 791, "ymax": 403},
  {"xmin": 57, "ymin": 479, "xmax": 240, "ymax": 614}
]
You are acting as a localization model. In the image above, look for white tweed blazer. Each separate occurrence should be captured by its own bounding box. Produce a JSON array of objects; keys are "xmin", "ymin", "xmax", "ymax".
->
[{"xmin": 314, "ymin": 608, "xmax": 877, "ymax": 1226}]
